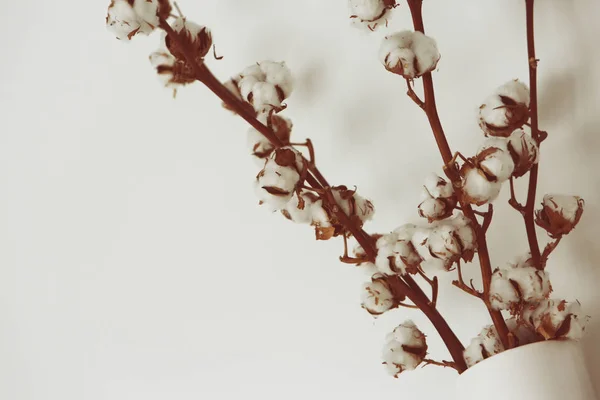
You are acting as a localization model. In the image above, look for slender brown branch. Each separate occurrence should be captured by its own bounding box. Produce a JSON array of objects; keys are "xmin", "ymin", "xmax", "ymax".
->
[
  {"xmin": 406, "ymin": 0, "xmax": 511, "ymax": 349},
  {"xmin": 157, "ymin": 17, "xmax": 467, "ymax": 372},
  {"xmin": 422, "ymin": 359, "xmax": 460, "ymax": 372},
  {"xmin": 453, "ymin": 261, "xmax": 482, "ymax": 298},
  {"xmin": 509, "ymin": 177, "xmax": 525, "ymax": 213},
  {"xmin": 481, "ymin": 204, "xmax": 493, "ymax": 233},
  {"xmin": 523, "ymin": 0, "xmax": 542, "ymax": 268},
  {"xmin": 398, "ymin": 301, "xmax": 420, "ymax": 309},
  {"xmin": 406, "ymin": 79, "xmax": 425, "ymax": 109},
  {"xmin": 540, "ymin": 236, "xmax": 562, "ymax": 268},
  {"xmin": 417, "ymin": 267, "xmax": 439, "ymax": 307}
]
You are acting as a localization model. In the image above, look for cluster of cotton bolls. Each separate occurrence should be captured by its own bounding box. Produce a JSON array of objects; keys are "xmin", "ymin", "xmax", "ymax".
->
[
  {"xmin": 459, "ymin": 81, "xmax": 539, "ymax": 206},
  {"xmin": 369, "ymin": 174, "xmax": 475, "ymax": 278},
  {"xmin": 348, "ymin": 0, "xmax": 397, "ymax": 31},
  {"xmin": 382, "ymin": 321, "xmax": 428, "ymax": 377},
  {"xmin": 106, "ymin": 0, "xmax": 172, "ymax": 41}
]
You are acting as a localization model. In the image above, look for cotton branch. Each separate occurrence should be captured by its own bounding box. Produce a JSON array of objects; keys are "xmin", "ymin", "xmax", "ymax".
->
[
  {"xmin": 521, "ymin": 0, "xmax": 543, "ymax": 268},
  {"xmin": 406, "ymin": 0, "xmax": 511, "ymax": 349},
  {"xmin": 156, "ymin": 16, "xmax": 468, "ymax": 373}
]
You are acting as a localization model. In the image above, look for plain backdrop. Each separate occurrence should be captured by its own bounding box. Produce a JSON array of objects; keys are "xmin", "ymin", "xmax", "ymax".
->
[{"xmin": 1, "ymin": 1, "xmax": 599, "ymax": 399}]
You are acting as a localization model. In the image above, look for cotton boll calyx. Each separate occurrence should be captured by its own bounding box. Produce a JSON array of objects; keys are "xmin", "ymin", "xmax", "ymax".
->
[
  {"xmin": 535, "ymin": 194, "xmax": 585, "ymax": 238},
  {"xmin": 348, "ymin": 0, "xmax": 396, "ymax": 31},
  {"xmin": 361, "ymin": 275, "xmax": 397, "ymax": 315},
  {"xmin": 479, "ymin": 79, "xmax": 530, "ymax": 137},
  {"xmin": 507, "ymin": 129, "xmax": 539, "ymax": 178},
  {"xmin": 418, "ymin": 174, "xmax": 457, "ymax": 222},
  {"xmin": 459, "ymin": 164, "xmax": 502, "ymax": 206},
  {"xmin": 464, "ymin": 325, "xmax": 505, "ymax": 367},
  {"xmin": 165, "ymin": 18, "xmax": 213, "ymax": 61},
  {"xmin": 106, "ymin": 0, "xmax": 171, "ymax": 41},
  {"xmin": 382, "ymin": 321, "xmax": 427, "ymax": 378},
  {"xmin": 522, "ymin": 299, "xmax": 589, "ymax": 340},
  {"xmin": 229, "ymin": 61, "xmax": 294, "ymax": 113},
  {"xmin": 475, "ymin": 138, "xmax": 515, "ymax": 182},
  {"xmin": 379, "ymin": 31, "xmax": 440, "ymax": 79},
  {"xmin": 247, "ymin": 112, "xmax": 293, "ymax": 165},
  {"xmin": 255, "ymin": 147, "xmax": 304, "ymax": 211}
]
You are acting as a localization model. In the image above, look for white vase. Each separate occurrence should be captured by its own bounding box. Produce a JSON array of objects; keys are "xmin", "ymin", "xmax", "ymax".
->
[{"xmin": 456, "ymin": 340, "xmax": 598, "ymax": 400}]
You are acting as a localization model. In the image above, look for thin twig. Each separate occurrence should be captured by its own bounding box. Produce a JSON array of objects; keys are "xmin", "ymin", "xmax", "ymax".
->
[
  {"xmin": 417, "ymin": 267, "xmax": 439, "ymax": 307},
  {"xmin": 453, "ymin": 261, "xmax": 482, "ymax": 298},
  {"xmin": 406, "ymin": 79, "xmax": 425, "ymax": 109},
  {"xmin": 522, "ymin": 0, "xmax": 543, "ymax": 269},
  {"xmin": 481, "ymin": 204, "xmax": 493, "ymax": 233},
  {"xmin": 422, "ymin": 359, "xmax": 460, "ymax": 372},
  {"xmin": 540, "ymin": 236, "xmax": 562, "ymax": 268},
  {"xmin": 509, "ymin": 177, "xmax": 525, "ymax": 214}
]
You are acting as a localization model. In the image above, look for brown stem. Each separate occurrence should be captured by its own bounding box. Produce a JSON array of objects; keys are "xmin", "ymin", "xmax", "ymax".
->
[
  {"xmin": 481, "ymin": 204, "xmax": 494, "ymax": 233},
  {"xmin": 157, "ymin": 17, "xmax": 467, "ymax": 371},
  {"xmin": 422, "ymin": 359, "xmax": 460, "ymax": 372},
  {"xmin": 406, "ymin": 79, "xmax": 425, "ymax": 110},
  {"xmin": 453, "ymin": 261, "xmax": 482, "ymax": 298},
  {"xmin": 523, "ymin": 0, "xmax": 542, "ymax": 268},
  {"xmin": 406, "ymin": 0, "xmax": 511, "ymax": 349}
]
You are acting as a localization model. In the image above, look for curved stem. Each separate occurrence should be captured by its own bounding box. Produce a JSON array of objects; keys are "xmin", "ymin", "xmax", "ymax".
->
[
  {"xmin": 406, "ymin": 0, "xmax": 511, "ymax": 349},
  {"xmin": 523, "ymin": 0, "xmax": 542, "ymax": 268}
]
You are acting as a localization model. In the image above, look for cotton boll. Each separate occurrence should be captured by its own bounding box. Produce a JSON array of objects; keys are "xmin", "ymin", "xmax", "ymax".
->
[
  {"xmin": 260, "ymin": 61, "xmax": 294, "ymax": 100},
  {"xmin": 282, "ymin": 192, "xmax": 317, "ymax": 224},
  {"xmin": 507, "ymin": 129, "xmax": 539, "ymax": 178},
  {"xmin": 106, "ymin": 1, "xmax": 143, "ymax": 41},
  {"xmin": 464, "ymin": 325, "xmax": 505, "ymax": 367},
  {"xmin": 460, "ymin": 164, "xmax": 502, "ymax": 206},
  {"xmin": 330, "ymin": 186, "xmax": 375, "ymax": 226},
  {"xmin": 427, "ymin": 224, "xmax": 461, "ymax": 267},
  {"xmin": 233, "ymin": 61, "xmax": 293, "ymax": 113},
  {"xmin": 418, "ymin": 197, "xmax": 448, "ymax": 222},
  {"xmin": 168, "ymin": 17, "xmax": 213, "ymax": 60},
  {"xmin": 489, "ymin": 269, "xmax": 519, "ymax": 310},
  {"xmin": 489, "ymin": 259, "xmax": 551, "ymax": 311},
  {"xmin": 479, "ymin": 79, "xmax": 530, "ymax": 137},
  {"xmin": 410, "ymin": 31, "xmax": 441, "ymax": 75},
  {"xmin": 247, "ymin": 113, "xmax": 293, "ymax": 165},
  {"xmin": 505, "ymin": 318, "xmax": 538, "ymax": 346},
  {"xmin": 361, "ymin": 276, "xmax": 396, "ymax": 315},
  {"xmin": 375, "ymin": 231, "xmax": 421, "ymax": 275},
  {"xmin": 450, "ymin": 213, "xmax": 477, "ymax": 259},
  {"xmin": 132, "ymin": 0, "xmax": 159, "ymax": 27},
  {"xmin": 379, "ymin": 31, "xmax": 439, "ymax": 78},
  {"xmin": 522, "ymin": 299, "xmax": 589, "ymax": 340},
  {"xmin": 475, "ymin": 138, "xmax": 515, "ymax": 182},
  {"xmin": 255, "ymin": 147, "xmax": 303, "ymax": 211},
  {"xmin": 348, "ymin": 0, "xmax": 395, "ymax": 31},
  {"xmin": 382, "ymin": 321, "xmax": 427, "ymax": 377},
  {"xmin": 423, "ymin": 173, "xmax": 454, "ymax": 199},
  {"xmin": 535, "ymin": 194, "xmax": 585, "ymax": 238}
]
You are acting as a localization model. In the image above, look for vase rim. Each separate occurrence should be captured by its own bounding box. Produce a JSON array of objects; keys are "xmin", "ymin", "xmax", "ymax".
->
[{"xmin": 458, "ymin": 339, "xmax": 578, "ymax": 377}]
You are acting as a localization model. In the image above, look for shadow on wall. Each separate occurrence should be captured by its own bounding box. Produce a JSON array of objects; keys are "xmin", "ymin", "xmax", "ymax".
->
[{"xmin": 536, "ymin": 0, "xmax": 600, "ymax": 394}]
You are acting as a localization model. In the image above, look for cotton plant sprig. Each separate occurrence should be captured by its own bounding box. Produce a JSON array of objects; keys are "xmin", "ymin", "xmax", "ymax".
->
[{"xmin": 104, "ymin": 0, "xmax": 589, "ymax": 377}]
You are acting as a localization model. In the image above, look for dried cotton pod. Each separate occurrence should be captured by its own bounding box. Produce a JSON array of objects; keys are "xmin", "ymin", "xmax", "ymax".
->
[
  {"xmin": 106, "ymin": 0, "xmax": 172, "ymax": 41},
  {"xmin": 463, "ymin": 325, "xmax": 505, "ymax": 367},
  {"xmin": 379, "ymin": 31, "xmax": 440, "ymax": 79},
  {"xmin": 375, "ymin": 226, "xmax": 421, "ymax": 275},
  {"xmin": 165, "ymin": 18, "xmax": 213, "ymax": 61},
  {"xmin": 255, "ymin": 147, "xmax": 304, "ymax": 211},
  {"xmin": 522, "ymin": 299, "xmax": 589, "ymax": 340},
  {"xmin": 348, "ymin": 0, "xmax": 396, "ymax": 31},
  {"xmin": 382, "ymin": 321, "xmax": 428, "ymax": 378},
  {"xmin": 475, "ymin": 138, "xmax": 515, "ymax": 182},
  {"xmin": 479, "ymin": 79, "xmax": 530, "ymax": 137},
  {"xmin": 459, "ymin": 164, "xmax": 502, "ymax": 206},
  {"xmin": 489, "ymin": 258, "xmax": 552, "ymax": 312},
  {"xmin": 228, "ymin": 61, "xmax": 294, "ymax": 113},
  {"xmin": 535, "ymin": 194, "xmax": 584, "ymax": 238},
  {"xmin": 507, "ymin": 129, "xmax": 539, "ymax": 178},
  {"xmin": 361, "ymin": 275, "xmax": 397, "ymax": 315},
  {"xmin": 247, "ymin": 112, "xmax": 292, "ymax": 165},
  {"xmin": 418, "ymin": 174, "xmax": 456, "ymax": 222}
]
